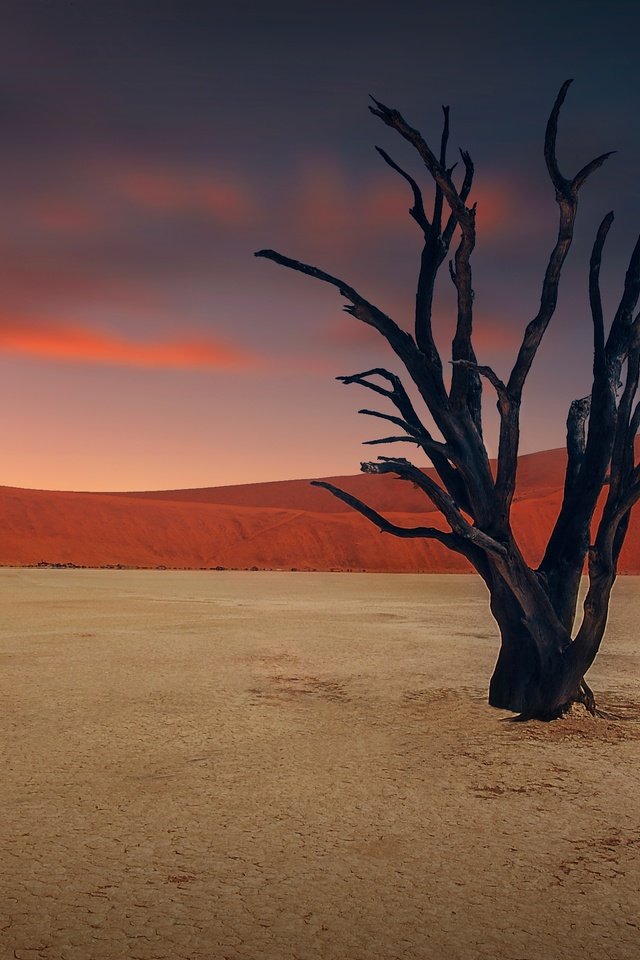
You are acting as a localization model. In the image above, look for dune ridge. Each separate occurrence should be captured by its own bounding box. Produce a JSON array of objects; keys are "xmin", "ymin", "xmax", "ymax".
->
[{"xmin": 1, "ymin": 447, "xmax": 638, "ymax": 572}]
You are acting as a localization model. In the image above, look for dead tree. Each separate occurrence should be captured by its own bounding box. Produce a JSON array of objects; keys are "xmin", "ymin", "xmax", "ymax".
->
[{"xmin": 256, "ymin": 81, "xmax": 640, "ymax": 719}]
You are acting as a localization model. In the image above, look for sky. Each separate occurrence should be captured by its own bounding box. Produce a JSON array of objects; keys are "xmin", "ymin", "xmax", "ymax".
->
[{"xmin": 1, "ymin": 0, "xmax": 639, "ymax": 491}]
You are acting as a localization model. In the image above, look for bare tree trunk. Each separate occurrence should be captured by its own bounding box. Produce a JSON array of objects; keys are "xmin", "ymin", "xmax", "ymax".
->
[{"xmin": 477, "ymin": 547, "xmax": 573, "ymax": 716}]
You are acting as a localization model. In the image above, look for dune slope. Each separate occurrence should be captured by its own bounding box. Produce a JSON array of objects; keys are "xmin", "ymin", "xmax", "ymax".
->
[{"xmin": 0, "ymin": 447, "xmax": 638, "ymax": 571}]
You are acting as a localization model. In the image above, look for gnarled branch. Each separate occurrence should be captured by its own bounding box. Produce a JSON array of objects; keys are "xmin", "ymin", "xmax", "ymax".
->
[
  {"xmin": 358, "ymin": 407, "xmax": 419, "ymax": 434},
  {"xmin": 369, "ymin": 96, "xmax": 472, "ymax": 228},
  {"xmin": 605, "ymin": 232, "xmax": 640, "ymax": 383},
  {"xmin": 255, "ymin": 250, "xmax": 413, "ymax": 354},
  {"xmin": 361, "ymin": 457, "xmax": 507, "ymax": 557},
  {"xmin": 543, "ymin": 79, "xmax": 615, "ymax": 200},
  {"xmin": 309, "ymin": 479, "xmax": 465, "ymax": 551},
  {"xmin": 442, "ymin": 149, "xmax": 474, "ymax": 248},
  {"xmin": 432, "ymin": 105, "xmax": 450, "ymax": 235},
  {"xmin": 509, "ymin": 82, "xmax": 614, "ymax": 397},
  {"xmin": 450, "ymin": 359, "xmax": 509, "ymax": 409},
  {"xmin": 363, "ymin": 434, "xmax": 424, "ymax": 446},
  {"xmin": 375, "ymin": 146, "xmax": 429, "ymax": 233},
  {"xmin": 630, "ymin": 399, "xmax": 640, "ymax": 440},
  {"xmin": 498, "ymin": 82, "xmax": 614, "ymax": 521},
  {"xmin": 539, "ymin": 220, "xmax": 636, "ymax": 630},
  {"xmin": 338, "ymin": 368, "xmax": 471, "ymax": 511},
  {"xmin": 368, "ymin": 96, "xmax": 480, "ymax": 424},
  {"xmin": 373, "ymin": 108, "xmax": 460, "ymax": 377},
  {"xmin": 589, "ymin": 212, "xmax": 615, "ymax": 376},
  {"xmin": 449, "ymin": 200, "xmax": 481, "ymax": 431},
  {"xmin": 357, "ymin": 408, "xmax": 454, "ymax": 458}
]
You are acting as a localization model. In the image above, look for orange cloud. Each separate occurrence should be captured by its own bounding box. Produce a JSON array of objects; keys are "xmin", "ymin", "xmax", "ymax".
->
[
  {"xmin": 0, "ymin": 316, "xmax": 259, "ymax": 370},
  {"xmin": 468, "ymin": 312, "xmax": 521, "ymax": 353},
  {"xmin": 199, "ymin": 180, "xmax": 254, "ymax": 225},
  {"xmin": 471, "ymin": 178, "xmax": 522, "ymax": 237},
  {"xmin": 289, "ymin": 156, "xmax": 522, "ymax": 260},
  {"xmin": 364, "ymin": 171, "xmax": 520, "ymax": 238},
  {"xmin": 115, "ymin": 167, "xmax": 255, "ymax": 225}
]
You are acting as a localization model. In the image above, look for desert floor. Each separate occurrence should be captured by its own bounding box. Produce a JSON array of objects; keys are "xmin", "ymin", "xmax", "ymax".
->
[{"xmin": 2, "ymin": 569, "xmax": 640, "ymax": 960}]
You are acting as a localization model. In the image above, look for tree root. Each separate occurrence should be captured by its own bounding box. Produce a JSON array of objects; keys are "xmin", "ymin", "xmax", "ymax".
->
[
  {"xmin": 511, "ymin": 679, "xmax": 603, "ymax": 722},
  {"xmin": 576, "ymin": 678, "xmax": 598, "ymax": 715},
  {"xmin": 573, "ymin": 678, "xmax": 620, "ymax": 718},
  {"xmin": 511, "ymin": 702, "xmax": 575, "ymax": 722}
]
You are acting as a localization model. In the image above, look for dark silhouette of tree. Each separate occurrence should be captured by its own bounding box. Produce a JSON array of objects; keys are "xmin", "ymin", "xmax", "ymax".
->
[{"xmin": 256, "ymin": 81, "xmax": 640, "ymax": 719}]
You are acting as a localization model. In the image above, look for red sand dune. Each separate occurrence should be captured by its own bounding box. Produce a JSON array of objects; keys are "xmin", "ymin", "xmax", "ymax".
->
[{"xmin": 0, "ymin": 447, "xmax": 638, "ymax": 572}]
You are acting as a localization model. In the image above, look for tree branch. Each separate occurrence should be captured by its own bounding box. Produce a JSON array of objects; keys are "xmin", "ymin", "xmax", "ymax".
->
[
  {"xmin": 543, "ymin": 79, "xmax": 573, "ymax": 193},
  {"xmin": 608, "ymin": 346, "xmax": 640, "ymax": 505},
  {"xmin": 450, "ymin": 359, "xmax": 516, "ymax": 513},
  {"xmin": 337, "ymin": 369, "xmax": 393, "ymax": 399},
  {"xmin": 369, "ymin": 97, "xmax": 472, "ymax": 227},
  {"xmin": 495, "ymin": 81, "xmax": 615, "ymax": 525},
  {"xmin": 368, "ymin": 97, "xmax": 481, "ymax": 425},
  {"xmin": 572, "ymin": 152, "xmax": 617, "ymax": 193},
  {"xmin": 538, "ymin": 219, "xmax": 630, "ymax": 631},
  {"xmin": 450, "ymin": 359, "xmax": 508, "ymax": 405},
  {"xmin": 357, "ymin": 408, "xmax": 455, "ymax": 459},
  {"xmin": 605, "ymin": 232, "xmax": 640, "ymax": 383},
  {"xmin": 543, "ymin": 80, "xmax": 614, "ymax": 197},
  {"xmin": 365, "ymin": 102, "xmax": 497, "ymax": 520},
  {"xmin": 616, "ymin": 472, "xmax": 640, "ymax": 519},
  {"xmin": 509, "ymin": 81, "xmax": 614, "ymax": 399},
  {"xmin": 414, "ymin": 238, "xmax": 447, "ymax": 366},
  {"xmin": 310, "ymin": 479, "xmax": 465, "ymax": 550},
  {"xmin": 570, "ymin": 473, "xmax": 638, "ymax": 679},
  {"xmin": 375, "ymin": 146, "xmax": 430, "ymax": 233},
  {"xmin": 338, "ymin": 369, "xmax": 467, "ymax": 489},
  {"xmin": 358, "ymin": 407, "xmax": 418, "ymax": 433},
  {"xmin": 630, "ymin": 399, "xmax": 640, "ymax": 439},
  {"xmin": 442, "ymin": 149, "xmax": 474, "ymax": 248},
  {"xmin": 564, "ymin": 396, "xmax": 591, "ymax": 495},
  {"xmin": 256, "ymin": 249, "xmax": 466, "ymax": 448},
  {"xmin": 364, "ymin": 434, "xmax": 425, "ymax": 446},
  {"xmin": 449, "ymin": 201, "xmax": 481, "ymax": 431},
  {"xmin": 374, "ymin": 112, "xmax": 455, "ymax": 378},
  {"xmin": 338, "ymin": 368, "xmax": 426, "ymax": 432},
  {"xmin": 255, "ymin": 249, "xmax": 413, "ymax": 351},
  {"xmin": 589, "ymin": 212, "xmax": 615, "ymax": 377},
  {"xmin": 432, "ymin": 105, "xmax": 450, "ymax": 235},
  {"xmin": 361, "ymin": 457, "xmax": 507, "ymax": 557}
]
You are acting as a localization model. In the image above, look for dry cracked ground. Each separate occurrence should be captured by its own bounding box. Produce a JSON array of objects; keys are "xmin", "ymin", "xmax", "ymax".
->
[{"xmin": 2, "ymin": 569, "xmax": 640, "ymax": 960}]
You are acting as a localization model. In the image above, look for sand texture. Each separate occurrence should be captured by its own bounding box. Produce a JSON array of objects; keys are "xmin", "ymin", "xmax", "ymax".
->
[
  {"xmin": 2, "ymin": 569, "xmax": 640, "ymax": 960},
  {"xmin": 2, "ymin": 447, "xmax": 640, "ymax": 572}
]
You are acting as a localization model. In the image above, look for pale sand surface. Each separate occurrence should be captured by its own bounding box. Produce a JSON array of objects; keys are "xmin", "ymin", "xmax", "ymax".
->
[{"xmin": 2, "ymin": 569, "xmax": 640, "ymax": 960}]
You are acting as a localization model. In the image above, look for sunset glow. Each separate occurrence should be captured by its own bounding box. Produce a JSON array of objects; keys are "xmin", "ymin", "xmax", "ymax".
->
[
  {"xmin": 0, "ymin": 3, "xmax": 638, "ymax": 491},
  {"xmin": 0, "ymin": 317, "xmax": 258, "ymax": 370}
]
